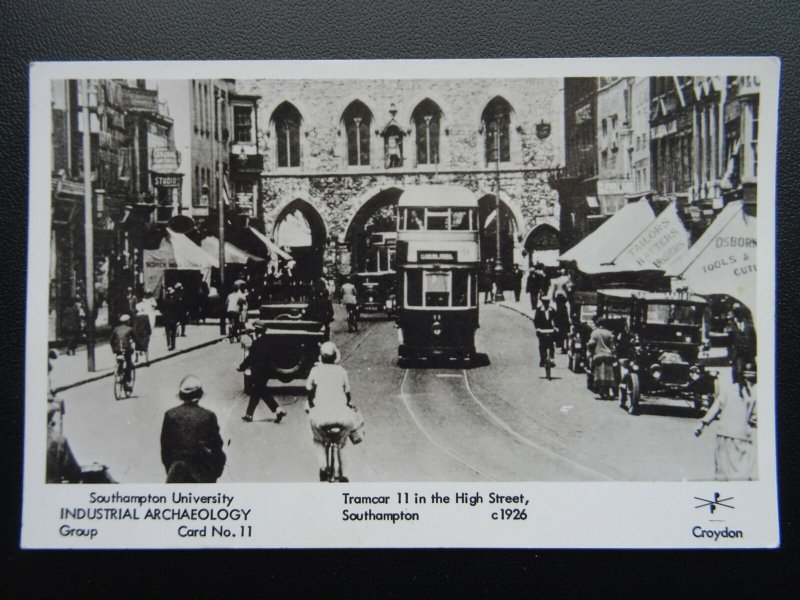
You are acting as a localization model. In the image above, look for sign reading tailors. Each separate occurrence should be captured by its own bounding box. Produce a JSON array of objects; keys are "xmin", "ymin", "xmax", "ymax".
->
[{"xmin": 614, "ymin": 202, "xmax": 690, "ymax": 270}]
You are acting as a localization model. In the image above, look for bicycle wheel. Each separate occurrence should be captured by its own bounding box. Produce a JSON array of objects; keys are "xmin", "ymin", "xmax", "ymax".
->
[
  {"xmin": 326, "ymin": 444, "xmax": 337, "ymax": 483},
  {"xmin": 125, "ymin": 365, "xmax": 136, "ymax": 398},
  {"xmin": 113, "ymin": 368, "xmax": 124, "ymax": 400}
]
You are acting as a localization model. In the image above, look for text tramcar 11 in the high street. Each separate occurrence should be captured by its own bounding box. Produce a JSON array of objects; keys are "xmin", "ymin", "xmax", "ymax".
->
[{"xmin": 395, "ymin": 186, "xmax": 480, "ymax": 363}]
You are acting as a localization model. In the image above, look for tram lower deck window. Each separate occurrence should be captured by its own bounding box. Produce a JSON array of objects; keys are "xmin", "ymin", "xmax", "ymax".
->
[
  {"xmin": 452, "ymin": 270, "xmax": 468, "ymax": 306},
  {"xmin": 406, "ymin": 270, "xmax": 423, "ymax": 306}
]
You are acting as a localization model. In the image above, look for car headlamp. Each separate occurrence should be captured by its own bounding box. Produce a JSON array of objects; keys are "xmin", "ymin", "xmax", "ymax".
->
[
  {"xmin": 689, "ymin": 365, "xmax": 702, "ymax": 381},
  {"xmin": 431, "ymin": 320, "xmax": 443, "ymax": 337},
  {"xmin": 650, "ymin": 364, "xmax": 662, "ymax": 380}
]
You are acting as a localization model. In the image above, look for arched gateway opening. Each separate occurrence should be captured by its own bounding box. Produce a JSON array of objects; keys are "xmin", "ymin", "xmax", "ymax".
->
[
  {"xmin": 478, "ymin": 194, "xmax": 519, "ymax": 274},
  {"xmin": 523, "ymin": 223, "xmax": 560, "ymax": 268},
  {"xmin": 273, "ymin": 198, "xmax": 327, "ymax": 280},
  {"xmin": 344, "ymin": 188, "xmax": 403, "ymax": 275}
]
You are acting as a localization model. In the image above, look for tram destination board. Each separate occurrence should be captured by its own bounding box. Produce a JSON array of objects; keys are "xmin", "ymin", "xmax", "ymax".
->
[
  {"xmin": 22, "ymin": 57, "xmax": 779, "ymax": 550},
  {"xmin": 418, "ymin": 251, "xmax": 457, "ymax": 263}
]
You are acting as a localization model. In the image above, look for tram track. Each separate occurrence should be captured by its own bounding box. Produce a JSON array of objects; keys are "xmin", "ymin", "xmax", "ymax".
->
[
  {"xmin": 460, "ymin": 369, "xmax": 619, "ymax": 481},
  {"xmin": 394, "ymin": 360, "xmax": 621, "ymax": 482}
]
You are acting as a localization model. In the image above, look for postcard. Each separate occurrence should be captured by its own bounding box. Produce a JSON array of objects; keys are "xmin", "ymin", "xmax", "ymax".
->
[{"xmin": 22, "ymin": 57, "xmax": 779, "ymax": 548}]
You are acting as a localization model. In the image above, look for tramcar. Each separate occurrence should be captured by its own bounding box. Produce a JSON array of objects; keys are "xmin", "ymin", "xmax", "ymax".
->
[
  {"xmin": 395, "ymin": 186, "xmax": 480, "ymax": 362},
  {"xmin": 354, "ymin": 231, "xmax": 397, "ymax": 318}
]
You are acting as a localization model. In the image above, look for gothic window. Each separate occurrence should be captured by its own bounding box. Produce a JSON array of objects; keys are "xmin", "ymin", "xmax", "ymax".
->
[
  {"xmin": 272, "ymin": 102, "xmax": 302, "ymax": 168},
  {"xmin": 411, "ymin": 99, "xmax": 442, "ymax": 165},
  {"xmin": 342, "ymin": 101, "xmax": 372, "ymax": 166},
  {"xmin": 482, "ymin": 97, "xmax": 512, "ymax": 164}
]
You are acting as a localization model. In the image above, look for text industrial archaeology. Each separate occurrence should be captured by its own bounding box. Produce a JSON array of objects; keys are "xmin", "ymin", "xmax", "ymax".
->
[{"xmin": 60, "ymin": 507, "xmax": 251, "ymax": 521}]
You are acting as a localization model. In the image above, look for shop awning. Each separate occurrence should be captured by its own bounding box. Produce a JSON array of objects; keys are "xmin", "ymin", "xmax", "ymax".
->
[
  {"xmin": 249, "ymin": 227, "xmax": 293, "ymax": 260},
  {"xmin": 201, "ymin": 236, "xmax": 264, "ymax": 265},
  {"xmin": 611, "ymin": 201, "xmax": 690, "ymax": 271},
  {"xmin": 143, "ymin": 229, "xmax": 217, "ymax": 295},
  {"xmin": 664, "ymin": 201, "xmax": 757, "ymax": 312},
  {"xmin": 559, "ymin": 198, "xmax": 655, "ymax": 272},
  {"xmin": 166, "ymin": 228, "xmax": 218, "ymax": 269}
]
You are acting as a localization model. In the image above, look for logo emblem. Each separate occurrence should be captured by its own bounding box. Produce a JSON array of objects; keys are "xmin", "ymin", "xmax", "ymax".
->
[{"xmin": 694, "ymin": 492, "xmax": 735, "ymax": 514}]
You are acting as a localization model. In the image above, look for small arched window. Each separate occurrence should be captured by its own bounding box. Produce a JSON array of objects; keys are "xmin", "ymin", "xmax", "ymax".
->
[
  {"xmin": 342, "ymin": 101, "xmax": 372, "ymax": 166},
  {"xmin": 411, "ymin": 99, "xmax": 443, "ymax": 165},
  {"xmin": 482, "ymin": 97, "xmax": 513, "ymax": 164},
  {"xmin": 272, "ymin": 102, "xmax": 302, "ymax": 168}
]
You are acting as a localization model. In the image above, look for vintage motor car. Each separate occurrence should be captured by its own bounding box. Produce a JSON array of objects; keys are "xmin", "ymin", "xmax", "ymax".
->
[
  {"xmin": 239, "ymin": 285, "xmax": 325, "ymax": 388},
  {"xmin": 596, "ymin": 289, "xmax": 717, "ymax": 416},
  {"xmin": 354, "ymin": 271, "xmax": 396, "ymax": 319},
  {"xmin": 566, "ymin": 291, "xmax": 597, "ymax": 373}
]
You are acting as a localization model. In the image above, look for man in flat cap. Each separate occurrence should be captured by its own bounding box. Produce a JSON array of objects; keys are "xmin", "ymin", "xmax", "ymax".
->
[{"xmin": 160, "ymin": 375, "xmax": 226, "ymax": 483}]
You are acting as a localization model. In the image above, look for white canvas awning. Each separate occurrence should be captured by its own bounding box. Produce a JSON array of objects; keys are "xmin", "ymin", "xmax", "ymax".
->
[
  {"xmin": 665, "ymin": 201, "xmax": 757, "ymax": 312},
  {"xmin": 611, "ymin": 201, "xmax": 690, "ymax": 271},
  {"xmin": 560, "ymin": 199, "xmax": 656, "ymax": 272},
  {"xmin": 201, "ymin": 236, "xmax": 264, "ymax": 265},
  {"xmin": 143, "ymin": 229, "xmax": 217, "ymax": 295},
  {"xmin": 249, "ymin": 227, "xmax": 293, "ymax": 260}
]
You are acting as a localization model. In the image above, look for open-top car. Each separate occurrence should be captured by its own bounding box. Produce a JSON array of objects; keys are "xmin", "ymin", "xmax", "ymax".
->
[
  {"xmin": 566, "ymin": 291, "xmax": 597, "ymax": 373},
  {"xmin": 596, "ymin": 289, "xmax": 717, "ymax": 416}
]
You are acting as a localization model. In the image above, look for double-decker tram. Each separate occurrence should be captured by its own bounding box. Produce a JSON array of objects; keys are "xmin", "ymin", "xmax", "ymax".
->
[
  {"xmin": 353, "ymin": 231, "xmax": 397, "ymax": 318},
  {"xmin": 395, "ymin": 186, "xmax": 480, "ymax": 363}
]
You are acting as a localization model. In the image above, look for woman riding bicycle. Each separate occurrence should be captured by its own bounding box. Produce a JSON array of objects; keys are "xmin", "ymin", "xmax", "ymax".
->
[{"xmin": 306, "ymin": 341, "xmax": 362, "ymax": 482}]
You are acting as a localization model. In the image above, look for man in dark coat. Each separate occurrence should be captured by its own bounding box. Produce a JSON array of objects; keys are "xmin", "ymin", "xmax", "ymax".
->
[
  {"xmin": 160, "ymin": 375, "xmax": 226, "ymax": 483},
  {"xmin": 525, "ymin": 268, "xmax": 539, "ymax": 310},
  {"xmin": 238, "ymin": 323, "xmax": 287, "ymax": 423},
  {"xmin": 511, "ymin": 265, "xmax": 524, "ymax": 302},
  {"xmin": 61, "ymin": 298, "xmax": 82, "ymax": 355},
  {"xmin": 160, "ymin": 287, "xmax": 179, "ymax": 351}
]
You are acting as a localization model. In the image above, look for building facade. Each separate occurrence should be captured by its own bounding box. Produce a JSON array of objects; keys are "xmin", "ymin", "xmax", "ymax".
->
[
  {"xmin": 557, "ymin": 75, "xmax": 759, "ymax": 252},
  {"xmin": 649, "ymin": 76, "xmax": 760, "ymax": 240},
  {"xmin": 233, "ymin": 78, "xmax": 564, "ymax": 278},
  {"xmin": 50, "ymin": 79, "xmax": 175, "ymax": 341},
  {"xmin": 552, "ymin": 77, "xmax": 599, "ymax": 252}
]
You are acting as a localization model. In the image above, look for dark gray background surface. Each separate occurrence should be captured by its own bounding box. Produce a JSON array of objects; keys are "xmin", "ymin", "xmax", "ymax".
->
[{"xmin": 1, "ymin": 0, "xmax": 796, "ymax": 595}]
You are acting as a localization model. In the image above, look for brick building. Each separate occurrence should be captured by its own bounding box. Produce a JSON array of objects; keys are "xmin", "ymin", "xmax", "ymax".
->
[{"xmin": 233, "ymin": 78, "xmax": 564, "ymax": 279}]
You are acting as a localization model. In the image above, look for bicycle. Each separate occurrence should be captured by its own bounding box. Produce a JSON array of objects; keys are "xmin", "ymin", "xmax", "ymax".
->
[
  {"xmin": 113, "ymin": 351, "xmax": 135, "ymax": 400},
  {"xmin": 537, "ymin": 329, "xmax": 556, "ymax": 380},
  {"xmin": 320, "ymin": 423, "xmax": 349, "ymax": 482}
]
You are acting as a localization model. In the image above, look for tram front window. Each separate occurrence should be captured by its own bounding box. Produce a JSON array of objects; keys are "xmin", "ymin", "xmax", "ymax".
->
[
  {"xmin": 425, "ymin": 271, "xmax": 450, "ymax": 306},
  {"xmin": 408, "ymin": 210, "xmax": 423, "ymax": 230},
  {"xmin": 451, "ymin": 209, "xmax": 469, "ymax": 230},
  {"xmin": 427, "ymin": 211, "xmax": 449, "ymax": 230}
]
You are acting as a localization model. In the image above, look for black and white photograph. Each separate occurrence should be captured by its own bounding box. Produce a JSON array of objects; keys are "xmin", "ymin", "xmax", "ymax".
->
[{"xmin": 23, "ymin": 58, "xmax": 778, "ymax": 548}]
